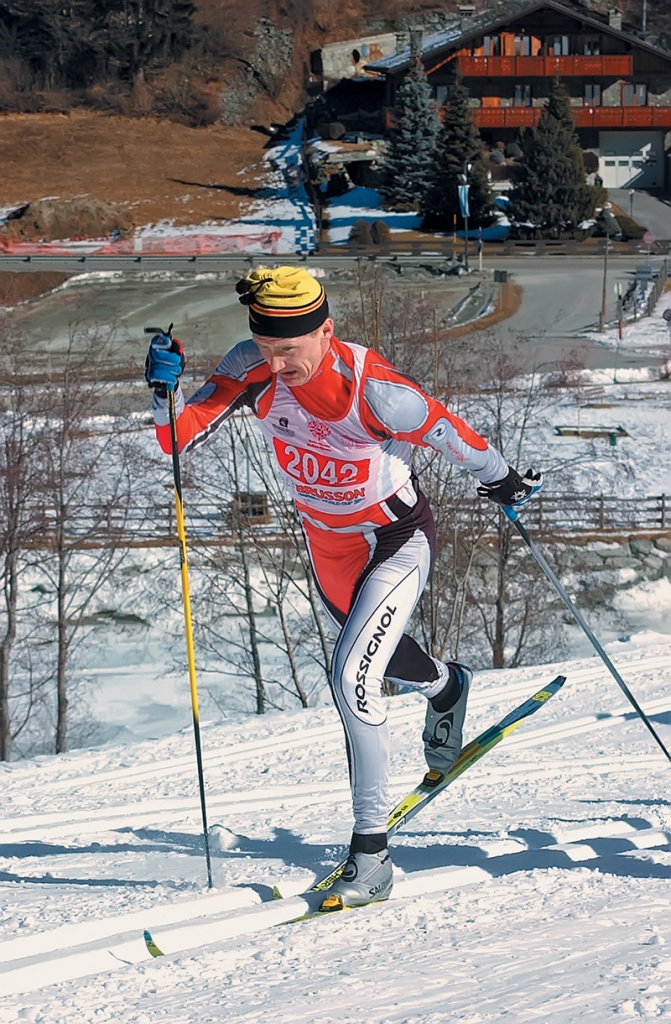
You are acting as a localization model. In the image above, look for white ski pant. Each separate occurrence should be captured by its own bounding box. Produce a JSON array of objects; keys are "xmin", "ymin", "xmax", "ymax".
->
[{"xmin": 303, "ymin": 489, "xmax": 445, "ymax": 835}]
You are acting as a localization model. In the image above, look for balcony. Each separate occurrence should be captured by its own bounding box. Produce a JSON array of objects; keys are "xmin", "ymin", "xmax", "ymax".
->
[
  {"xmin": 474, "ymin": 106, "xmax": 671, "ymax": 129},
  {"xmin": 459, "ymin": 55, "xmax": 633, "ymax": 77}
]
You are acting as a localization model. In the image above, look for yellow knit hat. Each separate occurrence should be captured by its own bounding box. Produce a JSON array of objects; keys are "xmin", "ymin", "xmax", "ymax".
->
[{"xmin": 235, "ymin": 266, "xmax": 329, "ymax": 338}]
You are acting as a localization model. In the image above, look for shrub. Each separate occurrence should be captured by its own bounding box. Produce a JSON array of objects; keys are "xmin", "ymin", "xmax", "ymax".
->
[
  {"xmin": 348, "ymin": 219, "xmax": 374, "ymax": 247},
  {"xmin": 154, "ymin": 68, "xmax": 219, "ymax": 126},
  {"xmin": 613, "ymin": 212, "xmax": 646, "ymax": 240},
  {"xmin": 582, "ymin": 150, "xmax": 600, "ymax": 174},
  {"xmin": 370, "ymin": 219, "xmax": 392, "ymax": 244}
]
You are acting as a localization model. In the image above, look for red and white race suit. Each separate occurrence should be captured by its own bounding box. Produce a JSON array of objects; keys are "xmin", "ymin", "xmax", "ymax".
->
[{"xmin": 153, "ymin": 336, "xmax": 508, "ymax": 834}]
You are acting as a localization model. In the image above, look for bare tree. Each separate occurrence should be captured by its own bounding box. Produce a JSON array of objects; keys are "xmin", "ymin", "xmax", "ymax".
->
[
  {"xmin": 34, "ymin": 328, "xmax": 135, "ymax": 753},
  {"xmin": 0, "ymin": 322, "xmax": 52, "ymax": 759},
  {"xmin": 422, "ymin": 333, "xmax": 570, "ymax": 669},
  {"xmin": 179, "ymin": 412, "xmax": 333, "ymax": 715}
]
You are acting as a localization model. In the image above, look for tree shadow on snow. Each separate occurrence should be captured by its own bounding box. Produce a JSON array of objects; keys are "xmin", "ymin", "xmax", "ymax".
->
[{"xmin": 390, "ymin": 828, "xmax": 671, "ymax": 884}]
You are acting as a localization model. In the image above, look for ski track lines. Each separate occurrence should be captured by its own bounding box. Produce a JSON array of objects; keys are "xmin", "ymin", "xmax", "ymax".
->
[
  {"xmin": 3, "ymin": 671, "xmax": 670, "ymax": 845},
  {"xmin": 1, "ymin": 819, "xmax": 670, "ymax": 998},
  {"xmin": 16, "ymin": 649, "xmax": 670, "ymax": 797}
]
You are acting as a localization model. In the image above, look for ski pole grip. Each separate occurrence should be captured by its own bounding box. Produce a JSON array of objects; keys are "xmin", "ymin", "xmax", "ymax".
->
[
  {"xmin": 503, "ymin": 505, "xmax": 518, "ymax": 522},
  {"xmin": 151, "ymin": 333, "xmax": 172, "ymax": 350}
]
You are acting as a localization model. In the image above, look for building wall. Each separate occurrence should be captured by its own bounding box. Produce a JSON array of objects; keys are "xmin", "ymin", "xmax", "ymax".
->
[{"xmin": 319, "ymin": 34, "xmax": 398, "ymax": 81}]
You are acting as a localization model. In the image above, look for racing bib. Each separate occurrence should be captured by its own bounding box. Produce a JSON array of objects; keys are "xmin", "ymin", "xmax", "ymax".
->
[{"xmin": 273, "ymin": 439, "xmax": 370, "ymax": 488}]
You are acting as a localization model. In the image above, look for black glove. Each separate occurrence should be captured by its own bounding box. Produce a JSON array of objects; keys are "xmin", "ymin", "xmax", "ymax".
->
[
  {"xmin": 477, "ymin": 466, "xmax": 543, "ymax": 508},
  {"xmin": 145, "ymin": 334, "xmax": 185, "ymax": 398}
]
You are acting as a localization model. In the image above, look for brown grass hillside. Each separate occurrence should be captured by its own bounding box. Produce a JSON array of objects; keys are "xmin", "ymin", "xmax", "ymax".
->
[{"xmin": 0, "ymin": 112, "xmax": 272, "ymax": 231}]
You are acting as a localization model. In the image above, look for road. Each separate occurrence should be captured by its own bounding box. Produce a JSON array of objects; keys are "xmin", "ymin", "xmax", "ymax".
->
[
  {"xmin": 610, "ymin": 187, "xmax": 671, "ymax": 240},
  {"xmin": 4, "ymin": 254, "xmax": 666, "ymax": 391},
  {"xmin": 490, "ymin": 253, "xmax": 666, "ymax": 370}
]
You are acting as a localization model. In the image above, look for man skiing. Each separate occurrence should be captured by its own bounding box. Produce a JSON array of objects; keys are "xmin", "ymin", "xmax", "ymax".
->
[{"xmin": 146, "ymin": 265, "xmax": 541, "ymax": 912}]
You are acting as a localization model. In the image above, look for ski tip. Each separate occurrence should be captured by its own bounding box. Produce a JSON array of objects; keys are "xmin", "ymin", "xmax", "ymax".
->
[
  {"xmin": 532, "ymin": 675, "xmax": 566, "ymax": 702},
  {"xmin": 143, "ymin": 929, "xmax": 165, "ymax": 958},
  {"xmin": 272, "ymin": 885, "xmax": 283, "ymax": 900}
]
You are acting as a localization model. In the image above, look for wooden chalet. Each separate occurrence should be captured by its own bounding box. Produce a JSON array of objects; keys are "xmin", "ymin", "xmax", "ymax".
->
[{"xmin": 365, "ymin": 0, "xmax": 671, "ymax": 189}]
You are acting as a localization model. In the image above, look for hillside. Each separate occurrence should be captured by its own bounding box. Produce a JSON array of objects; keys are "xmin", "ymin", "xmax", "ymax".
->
[
  {"xmin": 0, "ymin": 112, "xmax": 272, "ymax": 231},
  {"xmin": 1, "ymin": 0, "xmax": 669, "ymax": 238},
  {"xmin": 1, "ymin": 634, "xmax": 671, "ymax": 1019}
]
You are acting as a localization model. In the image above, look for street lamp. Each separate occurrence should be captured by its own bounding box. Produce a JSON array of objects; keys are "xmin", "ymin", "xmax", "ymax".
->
[
  {"xmin": 458, "ymin": 162, "xmax": 472, "ymax": 272},
  {"xmin": 598, "ymin": 201, "xmax": 612, "ymax": 332},
  {"xmin": 628, "ymin": 188, "xmax": 635, "ymax": 219}
]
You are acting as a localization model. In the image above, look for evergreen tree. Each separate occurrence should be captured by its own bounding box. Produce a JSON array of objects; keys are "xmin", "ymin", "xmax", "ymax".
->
[
  {"xmin": 508, "ymin": 79, "xmax": 596, "ymax": 239},
  {"xmin": 380, "ymin": 61, "xmax": 441, "ymax": 210},
  {"xmin": 422, "ymin": 66, "xmax": 494, "ymax": 231}
]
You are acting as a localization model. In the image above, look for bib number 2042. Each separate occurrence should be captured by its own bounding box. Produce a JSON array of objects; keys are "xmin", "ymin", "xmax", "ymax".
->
[{"xmin": 273, "ymin": 440, "xmax": 369, "ymax": 487}]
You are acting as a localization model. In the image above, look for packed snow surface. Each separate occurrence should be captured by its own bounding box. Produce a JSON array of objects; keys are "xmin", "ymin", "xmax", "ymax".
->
[{"xmin": 1, "ymin": 631, "xmax": 671, "ymax": 1022}]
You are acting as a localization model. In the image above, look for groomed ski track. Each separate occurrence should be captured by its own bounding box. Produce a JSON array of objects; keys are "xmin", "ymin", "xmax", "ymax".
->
[
  {"xmin": 1, "ymin": 642, "xmax": 670, "ymax": 1007},
  {"xmin": 2, "ymin": 819, "xmax": 670, "ymax": 997}
]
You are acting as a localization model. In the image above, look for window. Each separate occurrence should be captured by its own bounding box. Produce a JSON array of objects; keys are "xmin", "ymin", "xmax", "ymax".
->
[
  {"xmin": 622, "ymin": 83, "xmax": 647, "ymax": 106},
  {"xmin": 584, "ymin": 36, "xmax": 601, "ymax": 55},
  {"xmin": 435, "ymin": 84, "xmax": 448, "ymax": 105},
  {"xmin": 514, "ymin": 83, "xmax": 531, "ymax": 106},
  {"xmin": 551, "ymin": 35, "xmax": 569, "ymax": 55},
  {"xmin": 483, "ymin": 35, "xmax": 501, "ymax": 56},
  {"xmin": 231, "ymin": 492, "xmax": 269, "ymax": 525},
  {"xmin": 584, "ymin": 83, "xmax": 602, "ymax": 106},
  {"xmin": 514, "ymin": 34, "xmax": 531, "ymax": 56}
]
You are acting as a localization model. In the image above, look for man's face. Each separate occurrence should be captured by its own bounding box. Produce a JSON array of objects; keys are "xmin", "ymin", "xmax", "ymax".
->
[{"xmin": 253, "ymin": 318, "xmax": 333, "ymax": 387}]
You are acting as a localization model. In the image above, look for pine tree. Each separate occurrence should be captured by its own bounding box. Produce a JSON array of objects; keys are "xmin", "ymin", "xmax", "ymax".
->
[
  {"xmin": 508, "ymin": 79, "xmax": 596, "ymax": 239},
  {"xmin": 422, "ymin": 66, "xmax": 494, "ymax": 230},
  {"xmin": 380, "ymin": 61, "xmax": 441, "ymax": 210}
]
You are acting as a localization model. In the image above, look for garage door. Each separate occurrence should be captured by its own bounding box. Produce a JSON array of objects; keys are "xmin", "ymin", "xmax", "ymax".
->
[{"xmin": 598, "ymin": 131, "xmax": 664, "ymax": 188}]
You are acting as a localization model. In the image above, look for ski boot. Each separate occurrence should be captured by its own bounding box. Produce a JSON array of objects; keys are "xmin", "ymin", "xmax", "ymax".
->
[
  {"xmin": 319, "ymin": 842, "xmax": 393, "ymax": 912},
  {"xmin": 422, "ymin": 662, "xmax": 472, "ymax": 778}
]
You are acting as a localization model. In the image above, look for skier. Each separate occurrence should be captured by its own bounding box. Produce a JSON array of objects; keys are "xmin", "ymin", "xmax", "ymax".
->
[{"xmin": 145, "ymin": 266, "xmax": 541, "ymax": 911}]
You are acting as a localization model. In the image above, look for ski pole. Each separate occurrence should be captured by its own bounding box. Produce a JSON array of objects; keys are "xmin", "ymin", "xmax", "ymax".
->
[
  {"xmin": 146, "ymin": 326, "xmax": 213, "ymax": 888},
  {"xmin": 503, "ymin": 504, "xmax": 671, "ymax": 766}
]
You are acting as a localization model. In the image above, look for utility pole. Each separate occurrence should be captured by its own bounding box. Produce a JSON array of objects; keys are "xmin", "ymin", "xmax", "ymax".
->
[
  {"xmin": 458, "ymin": 162, "xmax": 472, "ymax": 272},
  {"xmin": 599, "ymin": 202, "xmax": 612, "ymax": 332}
]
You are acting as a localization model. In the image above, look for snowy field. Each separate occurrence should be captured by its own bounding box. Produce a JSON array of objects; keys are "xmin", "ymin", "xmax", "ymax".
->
[{"xmin": 1, "ymin": 634, "xmax": 671, "ymax": 1022}]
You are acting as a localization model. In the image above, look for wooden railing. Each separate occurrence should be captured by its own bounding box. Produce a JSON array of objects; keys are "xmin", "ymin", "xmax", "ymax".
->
[
  {"xmin": 22, "ymin": 494, "xmax": 671, "ymax": 549},
  {"xmin": 474, "ymin": 106, "xmax": 671, "ymax": 129},
  {"xmin": 459, "ymin": 55, "xmax": 633, "ymax": 77}
]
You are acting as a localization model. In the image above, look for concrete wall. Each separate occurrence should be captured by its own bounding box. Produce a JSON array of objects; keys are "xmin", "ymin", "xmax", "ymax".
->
[{"xmin": 320, "ymin": 34, "xmax": 398, "ymax": 80}]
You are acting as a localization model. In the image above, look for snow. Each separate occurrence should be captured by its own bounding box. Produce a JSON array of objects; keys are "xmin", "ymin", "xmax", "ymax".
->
[
  {"xmin": 323, "ymin": 187, "xmax": 511, "ymax": 244},
  {"xmin": 1, "ymin": 620, "xmax": 671, "ymax": 1020},
  {"xmin": 586, "ymin": 283, "xmax": 671, "ymax": 356},
  {"xmin": 325, "ymin": 186, "xmax": 422, "ymax": 244}
]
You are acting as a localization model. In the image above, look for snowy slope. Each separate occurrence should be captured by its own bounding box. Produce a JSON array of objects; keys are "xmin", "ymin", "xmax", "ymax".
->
[{"xmin": 2, "ymin": 633, "xmax": 671, "ymax": 1023}]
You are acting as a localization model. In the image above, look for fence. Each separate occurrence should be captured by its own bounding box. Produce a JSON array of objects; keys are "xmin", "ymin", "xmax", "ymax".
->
[
  {"xmin": 319, "ymin": 238, "xmax": 671, "ymax": 260},
  {"xmin": 21, "ymin": 494, "xmax": 671, "ymax": 550},
  {"xmin": 643, "ymin": 257, "xmax": 669, "ymax": 318}
]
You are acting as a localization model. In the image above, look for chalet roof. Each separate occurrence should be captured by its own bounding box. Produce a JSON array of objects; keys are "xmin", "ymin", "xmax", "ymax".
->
[{"xmin": 366, "ymin": 0, "xmax": 671, "ymax": 75}]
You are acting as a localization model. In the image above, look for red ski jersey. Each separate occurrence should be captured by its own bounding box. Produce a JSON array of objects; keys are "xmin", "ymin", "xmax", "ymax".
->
[{"xmin": 153, "ymin": 335, "xmax": 508, "ymax": 529}]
